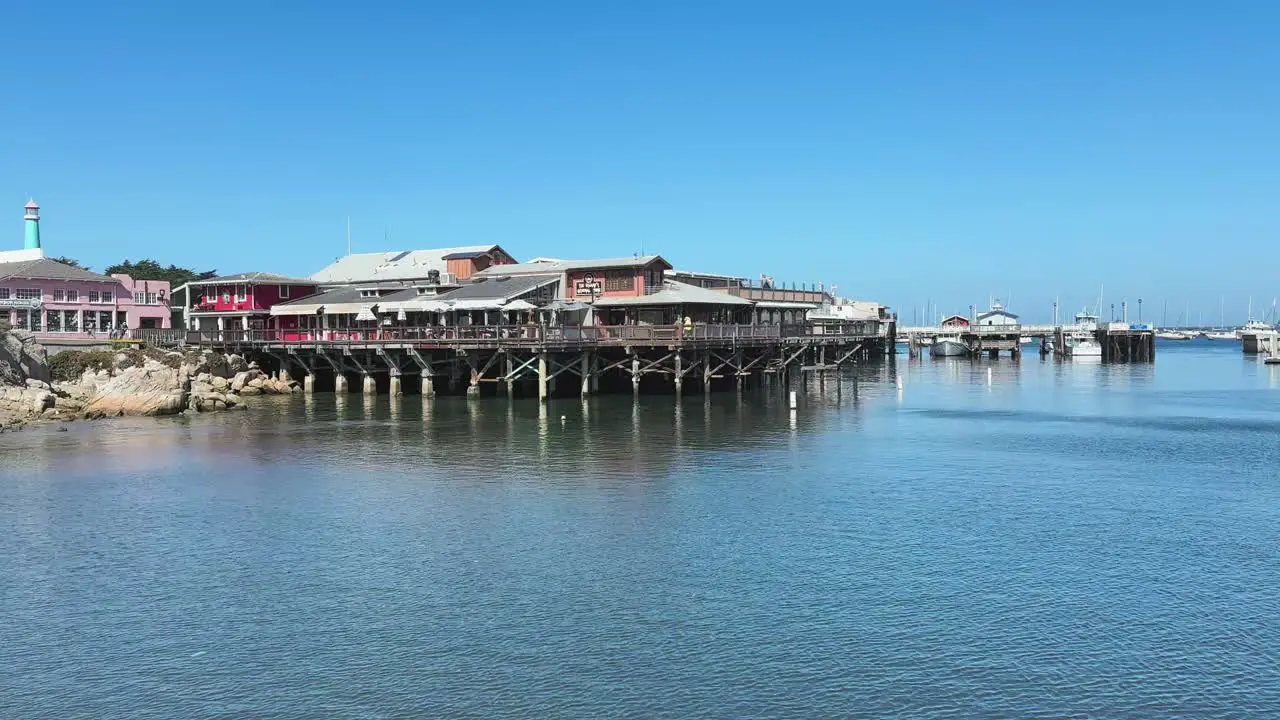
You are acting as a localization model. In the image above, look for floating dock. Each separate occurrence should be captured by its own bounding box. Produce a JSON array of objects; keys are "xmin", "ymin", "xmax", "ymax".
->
[{"xmin": 898, "ymin": 323, "xmax": 1155, "ymax": 363}]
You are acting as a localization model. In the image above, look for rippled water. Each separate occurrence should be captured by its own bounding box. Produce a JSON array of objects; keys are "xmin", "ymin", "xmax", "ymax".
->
[{"xmin": 3, "ymin": 342, "xmax": 1280, "ymax": 718}]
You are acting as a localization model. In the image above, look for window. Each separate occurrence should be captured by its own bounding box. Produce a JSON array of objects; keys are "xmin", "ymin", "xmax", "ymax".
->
[
  {"xmin": 0, "ymin": 288, "xmax": 8, "ymax": 300},
  {"xmin": 236, "ymin": 285, "xmax": 247, "ymax": 302},
  {"xmin": 53, "ymin": 289, "xmax": 65, "ymax": 302},
  {"xmin": 279, "ymin": 285, "xmax": 291, "ymax": 298},
  {"xmin": 13, "ymin": 310, "xmax": 26, "ymax": 329},
  {"xmin": 221, "ymin": 288, "xmax": 231, "ymax": 303},
  {"xmin": 29, "ymin": 310, "xmax": 40, "ymax": 331},
  {"xmin": 145, "ymin": 293, "xmax": 158, "ymax": 305},
  {"xmin": 360, "ymin": 289, "xmax": 379, "ymax": 298},
  {"xmin": 84, "ymin": 312, "xmax": 97, "ymax": 332},
  {"xmin": 205, "ymin": 289, "xmax": 215, "ymax": 304},
  {"xmin": 604, "ymin": 270, "xmax": 633, "ymax": 292},
  {"xmin": 89, "ymin": 291, "xmax": 100, "ymax": 303},
  {"xmin": 134, "ymin": 292, "xmax": 145, "ymax": 304},
  {"xmin": 16, "ymin": 288, "xmax": 40, "ymax": 300},
  {"xmin": 65, "ymin": 290, "xmax": 78, "ymax": 302},
  {"xmin": 101, "ymin": 291, "xmax": 113, "ymax": 303},
  {"xmin": 64, "ymin": 310, "xmax": 79, "ymax": 331},
  {"xmin": 46, "ymin": 311, "xmax": 61, "ymax": 332}
]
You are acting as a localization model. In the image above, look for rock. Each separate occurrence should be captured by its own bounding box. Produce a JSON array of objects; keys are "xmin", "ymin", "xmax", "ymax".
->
[
  {"xmin": 0, "ymin": 330, "xmax": 50, "ymax": 385},
  {"xmin": 227, "ymin": 355, "xmax": 249, "ymax": 374},
  {"xmin": 247, "ymin": 377, "xmax": 265, "ymax": 390},
  {"xmin": 196, "ymin": 372, "xmax": 213, "ymax": 384},
  {"xmin": 210, "ymin": 376, "xmax": 229, "ymax": 392},
  {"xmin": 237, "ymin": 386, "xmax": 262, "ymax": 396},
  {"xmin": 191, "ymin": 380, "xmax": 214, "ymax": 394},
  {"xmin": 230, "ymin": 371, "xmax": 251, "ymax": 392},
  {"xmin": 82, "ymin": 360, "xmax": 189, "ymax": 418},
  {"xmin": 248, "ymin": 360, "xmax": 261, "ymax": 370},
  {"xmin": 24, "ymin": 378, "xmax": 51, "ymax": 391}
]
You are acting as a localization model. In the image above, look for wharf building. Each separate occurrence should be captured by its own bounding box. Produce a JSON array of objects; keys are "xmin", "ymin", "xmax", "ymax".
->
[{"xmin": 178, "ymin": 244, "xmax": 893, "ymax": 398}]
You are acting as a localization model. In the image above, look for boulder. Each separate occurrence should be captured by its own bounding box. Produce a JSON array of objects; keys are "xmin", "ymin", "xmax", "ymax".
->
[
  {"xmin": 247, "ymin": 377, "xmax": 265, "ymax": 389},
  {"xmin": 82, "ymin": 360, "xmax": 189, "ymax": 418},
  {"xmin": 191, "ymin": 380, "xmax": 215, "ymax": 395},
  {"xmin": 237, "ymin": 386, "xmax": 262, "ymax": 396},
  {"xmin": 230, "ymin": 371, "xmax": 251, "ymax": 392},
  {"xmin": 210, "ymin": 376, "xmax": 230, "ymax": 392},
  {"xmin": 24, "ymin": 378, "xmax": 51, "ymax": 391},
  {"xmin": 226, "ymin": 355, "xmax": 249, "ymax": 374}
]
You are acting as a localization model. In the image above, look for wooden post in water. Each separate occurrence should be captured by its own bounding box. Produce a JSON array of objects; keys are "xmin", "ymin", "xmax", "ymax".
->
[
  {"xmin": 580, "ymin": 350, "xmax": 591, "ymax": 397},
  {"xmin": 735, "ymin": 348, "xmax": 744, "ymax": 393},
  {"xmin": 674, "ymin": 352, "xmax": 683, "ymax": 398},
  {"xmin": 631, "ymin": 352, "xmax": 640, "ymax": 397},
  {"xmin": 704, "ymin": 349, "xmax": 712, "ymax": 394},
  {"xmin": 537, "ymin": 352, "xmax": 549, "ymax": 401},
  {"xmin": 505, "ymin": 352, "xmax": 515, "ymax": 400}
]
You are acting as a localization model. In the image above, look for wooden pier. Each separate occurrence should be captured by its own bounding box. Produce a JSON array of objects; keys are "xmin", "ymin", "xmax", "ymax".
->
[{"xmin": 180, "ymin": 323, "xmax": 894, "ymax": 398}]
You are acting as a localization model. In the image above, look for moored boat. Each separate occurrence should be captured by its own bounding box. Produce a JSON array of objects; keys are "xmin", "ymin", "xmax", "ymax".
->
[{"xmin": 930, "ymin": 338, "xmax": 970, "ymax": 357}]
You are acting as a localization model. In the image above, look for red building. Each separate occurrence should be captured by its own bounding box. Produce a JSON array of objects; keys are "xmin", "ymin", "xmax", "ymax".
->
[
  {"xmin": 941, "ymin": 314, "xmax": 970, "ymax": 329},
  {"xmin": 177, "ymin": 272, "xmax": 319, "ymax": 333}
]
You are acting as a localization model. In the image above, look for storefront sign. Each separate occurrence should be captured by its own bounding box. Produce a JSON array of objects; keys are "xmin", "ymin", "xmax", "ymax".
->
[
  {"xmin": 574, "ymin": 273, "xmax": 602, "ymax": 297},
  {"xmin": 0, "ymin": 298, "xmax": 42, "ymax": 309}
]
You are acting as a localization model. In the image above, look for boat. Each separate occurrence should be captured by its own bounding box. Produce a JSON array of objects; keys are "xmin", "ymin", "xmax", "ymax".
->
[
  {"xmin": 930, "ymin": 338, "xmax": 970, "ymax": 357},
  {"xmin": 1067, "ymin": 310, "xmax": 1102, "ymax": 359},
  {"xmin": 1204, "ymin": 330, "xmax": 1237, "ymax": 341},
  {"xmin": 1240, "ymin": 319, "xmax": 1273, "ymax": 354},
  {"xmin": 1156, "ymin": 330, "xmax": 1193, "ymax": 341}
]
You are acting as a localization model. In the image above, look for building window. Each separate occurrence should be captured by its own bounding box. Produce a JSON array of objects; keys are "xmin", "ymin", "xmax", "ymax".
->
[
  {"xmin": 145, "ymin": 293, "xmax": 158, "ymax": 305},
  {"xmin": 64, "ymin": 310, "xmax": 79, "ymax": 332},
  {"xmin": 12, "ymin": 310, "xmax": 26, "ymax": 329},
  {"xmin": 236, "ymin": 285, "xmax": 247, "ymax": 302},
  {"xmin": 46, "ymin": 310, "xmax": 61, "ymax": 332},
  {"xmin": 279, "ymin": 285, "xmax": 291, "ymax": 298},
  {"xmin": 89, "ymin": 291, "xmax": 100, "ymax": 303},
  {"xmin": 604, "ymin": 270, "xmax": 633, "ymax": 292},
  {"xmin": 66, "ymin": 290, "xmax": 78, "ymax": 302},
  {"xmin": 221, "ymin": 288, "xmax": 231, "ymax": 303},
  {"xmin": 16, "ymin": 288, "xmax": 40, "ymax": 300},
  {"xmin": 84, "ymin": 312, "xmax": 97, "ymax": 332},
  {"xmin": 0, "ymin": 289, "xmax": 8, "ymax": 300},
  {"xmin": 99, "ymin": 311, "xmax": 112, "ymax": 330},
  {"xmin": 101, "ymin": 291, "xmax": 113, "ymax": 303},
  {"xmin": 360, "ymin": 289, "xmax": 378, "ymax": 298},
  {"xmin": 134, "ymin": 292, "xmax": 145, "ymax": 304},
  {"xmin": 53, "ymin": 289, "xmax": 65, "ymax": 302}
]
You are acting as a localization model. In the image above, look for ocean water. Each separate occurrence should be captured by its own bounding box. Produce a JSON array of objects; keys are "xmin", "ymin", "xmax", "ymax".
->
[{"xmin": 2, "ymin": 341, "xmax": 1279, "ymax": 718}]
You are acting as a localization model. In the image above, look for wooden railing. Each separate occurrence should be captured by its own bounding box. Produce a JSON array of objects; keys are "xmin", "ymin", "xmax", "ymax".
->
[
  {"xmin": 138, "ymin": 328, "xmax": 188, "ymax": 347},
  {"xmin": 184, "ymin": 323, "xmax": 885, "ymax": 347}
]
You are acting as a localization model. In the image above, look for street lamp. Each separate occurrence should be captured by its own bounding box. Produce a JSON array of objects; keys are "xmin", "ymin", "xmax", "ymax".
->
[{"xmin": 1138, "ymin": 298, "xmax": 1142, "ymax": 322}]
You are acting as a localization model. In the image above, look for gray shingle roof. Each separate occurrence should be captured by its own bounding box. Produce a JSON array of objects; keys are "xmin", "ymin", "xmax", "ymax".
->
[
  {"xmin": 593, "ymin": 280, "xmax": 754, "ymax": 307},
  {"xmin": 435, "ymin": 275, "xmax": 557, "ymax": 302},
  {"xmin": 198, "ymin": 272, "xmax": 316, "ymax": 284},
  {"xmin": 0, "ymin": 258, "xmax": 115, "ymax": 283}
]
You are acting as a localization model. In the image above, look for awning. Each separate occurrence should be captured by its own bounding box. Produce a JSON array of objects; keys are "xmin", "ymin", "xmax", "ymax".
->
[
  {"xmin": 502, "ymin": 299, "xmax": 538, "ymax": 311},
  {"xmin": 754, "ymin": 300, "xmax": 820, "ymax": 310},
  {"xmin": 271, "ymin": 303, "xmax": 325, "ymax": 316},
  {"xmin": 446, "ymin": 299, "xmax": 505, "ymax": 311}
]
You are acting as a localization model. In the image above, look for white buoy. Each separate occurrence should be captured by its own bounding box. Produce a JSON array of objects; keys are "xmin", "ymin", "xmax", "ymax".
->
[{"xmin": 789, "ymin": 391, "xmax": 798, "ymax": 409}]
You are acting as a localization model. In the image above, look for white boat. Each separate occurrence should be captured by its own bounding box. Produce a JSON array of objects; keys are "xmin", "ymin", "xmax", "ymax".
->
[
  {"xmin": 1156, "ymin": 330, "xmax": 1193, "ymax": 341},
  {"xmin": 1067, "ymin": 310, "xmax": 1102, "ymax": 359},
  {"xmin": 1204, "ymin": 330, "xmax": 1237, "ymax": 341},
  {"xmin": 1240, "ymin": 319, "xmax": 1273, "ymax": 354},
  {"xmin": 930, "ymin": 338, "xmax": 970, "ymax": 357}
]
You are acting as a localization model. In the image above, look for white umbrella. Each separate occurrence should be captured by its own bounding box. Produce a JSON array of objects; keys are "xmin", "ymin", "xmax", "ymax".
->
[
  {"xmin": 355, "ymin": 308, "xmax": 377, "ymax": 322},
  {"xmin": 396, "ymin": 309, "xmax": 407, "ymax": 322},
  {"xmin": 503, "ymin": 299, "xmax": 538, "ymax": 311}
]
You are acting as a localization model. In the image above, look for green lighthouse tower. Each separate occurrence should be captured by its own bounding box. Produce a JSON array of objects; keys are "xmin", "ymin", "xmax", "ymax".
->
[{"xmin": 24, "ymin": 199, "xmax": 40, "ymax": 250}]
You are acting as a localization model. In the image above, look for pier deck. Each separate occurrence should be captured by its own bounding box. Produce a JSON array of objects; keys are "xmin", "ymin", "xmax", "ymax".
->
[{"xmin": 897, "ymin": 323, "xmax": 1155, "ymax": 362}]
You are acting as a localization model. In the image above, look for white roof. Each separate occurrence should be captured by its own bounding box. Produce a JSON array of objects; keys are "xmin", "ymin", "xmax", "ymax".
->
[{"xmin": 309, "ymin": 246, "xmax": 498, "ymax": 284}]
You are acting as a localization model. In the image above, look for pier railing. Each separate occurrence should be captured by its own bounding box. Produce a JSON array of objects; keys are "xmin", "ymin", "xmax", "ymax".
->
[{"xmin": 185, "ymin": 322, "xmax": 882, "ymax": 348}]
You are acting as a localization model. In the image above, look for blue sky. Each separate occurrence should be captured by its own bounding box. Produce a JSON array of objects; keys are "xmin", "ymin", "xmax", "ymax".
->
[{"xmin": 4, "ymin": 1, "xmax": 1278, "ymax": 323}]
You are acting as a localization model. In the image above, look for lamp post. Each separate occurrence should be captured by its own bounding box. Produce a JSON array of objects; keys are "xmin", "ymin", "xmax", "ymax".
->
[{"xmin": 1138, "ymin": 298, "xmax": 1143, "ymax": 323}]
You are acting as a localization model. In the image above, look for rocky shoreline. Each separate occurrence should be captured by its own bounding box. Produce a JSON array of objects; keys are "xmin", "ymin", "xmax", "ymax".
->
[{"xmin": 0, "ymin": 330, "xmax": 298, "ymax": 432}]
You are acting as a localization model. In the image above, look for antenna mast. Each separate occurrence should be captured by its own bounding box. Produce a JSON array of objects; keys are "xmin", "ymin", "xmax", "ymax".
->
[{"xmin": 346, "ymin": 217, "xmax": 352, "ymax": 256}]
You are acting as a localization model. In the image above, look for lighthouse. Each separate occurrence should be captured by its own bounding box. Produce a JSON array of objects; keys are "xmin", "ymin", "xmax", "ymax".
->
[{"xmin": 24, "ymin": 199, "xmax": 41, "ymax": 250}]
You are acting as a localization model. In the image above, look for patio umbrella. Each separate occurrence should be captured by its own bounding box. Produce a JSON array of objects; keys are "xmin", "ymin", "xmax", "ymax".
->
[
  {"xmin": 355, "ymin": 308, "xmax": 377, "ymax": 322},
  {"xmin": 503, "ymin": 299, "xmax": 538, "ymax": 311},
  {"xmin": 396, "ymin": 309, "xmax": 407, "ymax": 322}
]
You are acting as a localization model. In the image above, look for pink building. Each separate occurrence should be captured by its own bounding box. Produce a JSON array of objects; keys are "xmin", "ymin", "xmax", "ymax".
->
[{"xmin": 0, "ymin": 200, "xmax": 171, "ymax": 339}]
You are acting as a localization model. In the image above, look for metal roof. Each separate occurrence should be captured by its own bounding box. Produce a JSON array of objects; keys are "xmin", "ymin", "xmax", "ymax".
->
[
  {"xmin": 474, "ymin": 255, "xmax": 670, "ymax": 277},
  {"xmin": 593, "ymin": 280, "xmax": 754, "ymax": 307},
  {"xmin": 270, "ymin": 286, "xmax": 419, "ymax": 316},
  {"xmin": 309, "ymin": 245, "xmax": 508, "ymax": 284},
  {"xmin": 0, "ymin": 258, "xmax": 116, "ymax": 283}
]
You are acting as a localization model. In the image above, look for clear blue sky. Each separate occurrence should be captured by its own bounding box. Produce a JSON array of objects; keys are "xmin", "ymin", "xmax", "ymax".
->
[{"xmin": 4, "ymin": 1, "xmax": 1278, "ymax": 323}]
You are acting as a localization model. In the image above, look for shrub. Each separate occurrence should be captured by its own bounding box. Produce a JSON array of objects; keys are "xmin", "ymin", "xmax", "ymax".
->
[{"xmin": 48, "ymin": 350, "xmax": 116, "ymax": 382}]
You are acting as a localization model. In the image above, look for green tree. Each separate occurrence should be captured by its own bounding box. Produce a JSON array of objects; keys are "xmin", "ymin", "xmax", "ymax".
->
[
  {"xmin": 103, "ymin": 259, "xmax": 217, "ymax": 286},
  {"xmin": 49, "ymin": 256, "xmax": 90, "ymax": 270}
]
